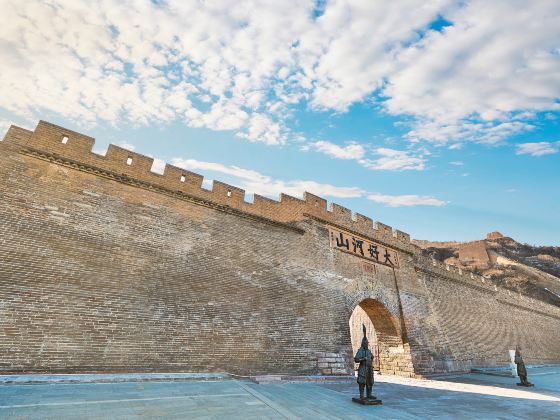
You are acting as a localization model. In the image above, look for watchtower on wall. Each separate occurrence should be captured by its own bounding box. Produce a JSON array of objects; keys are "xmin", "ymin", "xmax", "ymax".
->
[{"xmin": 458, "ymin": 240, "xmax": 491, "ymax": 268}]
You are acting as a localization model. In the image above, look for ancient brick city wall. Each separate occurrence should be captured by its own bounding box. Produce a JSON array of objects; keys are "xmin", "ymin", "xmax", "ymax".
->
[{"xmin": 0, "ymin": 121, "xmax": 559, "ymax": 376}]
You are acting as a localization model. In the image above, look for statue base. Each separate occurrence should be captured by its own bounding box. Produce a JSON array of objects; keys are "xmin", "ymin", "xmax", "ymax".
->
[
  {"xmin": 516, "ymin": 383, "xmax": 534, "ymax": 387},
  {"xmin": 352, "ymin": 397, "xmax": 382, "ymax": 405}
]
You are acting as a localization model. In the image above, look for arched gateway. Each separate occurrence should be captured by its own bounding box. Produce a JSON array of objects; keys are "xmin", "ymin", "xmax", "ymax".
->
[{"xmin": 348, "ymin": 298, "xmax": 415, "ymax": 376}]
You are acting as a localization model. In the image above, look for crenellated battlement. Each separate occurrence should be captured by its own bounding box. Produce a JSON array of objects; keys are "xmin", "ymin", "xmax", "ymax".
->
[
  {"xmin": 415, "ymin": 255, "xmax": 496, "ymax": 293},
  {"xmin": 2, "ymin": 120, "xmax": 414, "ymax": 250},
  {"xmin": 415, "ymin": 254, "xmax": 560, "ymax": 319},
  {"xmin": 495, "ymin": 287, "xmax": 560, "ymax": 319}
]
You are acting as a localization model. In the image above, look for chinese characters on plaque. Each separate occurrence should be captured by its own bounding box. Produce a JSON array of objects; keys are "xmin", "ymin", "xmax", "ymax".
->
[{"xmin": 328, "ymin": 227, "xmax": 399, "ymax": 268}]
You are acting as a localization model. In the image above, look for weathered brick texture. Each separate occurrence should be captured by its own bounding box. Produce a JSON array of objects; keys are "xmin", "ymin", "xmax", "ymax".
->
[{"xmin": 0, "ymin": 121, "xmax": 559, "ymax": 376}]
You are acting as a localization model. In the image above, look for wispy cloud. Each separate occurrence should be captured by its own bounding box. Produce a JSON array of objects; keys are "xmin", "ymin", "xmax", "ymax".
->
[
  {"xmin": 0, "ymin": 119, "xmax": 14, "ymax": 140},
  {"xmin": 359, "ymin": 148, "xmax": 426, "ymax": 171},
  {"xmin": 308, "ymin": 140, "xmax": 365, "ymax": 160},
  {"xmin": 367, "ymin": 193, "xmax": 447, "ymax": 207},
  {"xmin": 170, "ymin": 157, "xmax": 446, "ymax": 208},
  {"xmin": 171, "ymin": 158, "xmax": 364, "ymax": 199},
  {"xmin": 117, "ymin": 142, "xmax": 136, "ymax": 151},
  {"xmin": 308, "ymin": 141, "xmax": 426, "ymax": 171},
  {"xmin": 515, "ymin": 141, "xmax": 560, "ymax": 156}
]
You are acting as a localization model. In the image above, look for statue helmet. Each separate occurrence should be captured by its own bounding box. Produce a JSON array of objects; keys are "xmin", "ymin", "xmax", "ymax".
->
[{"xmin": 361, "ymin": 324, "xmax": 369, "ymax": 349}]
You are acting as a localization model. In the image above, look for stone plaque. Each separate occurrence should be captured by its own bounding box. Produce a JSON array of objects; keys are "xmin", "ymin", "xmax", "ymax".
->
[{"xmin": 328, "ymin": 226, "xmax": 399, "ymax": 268}]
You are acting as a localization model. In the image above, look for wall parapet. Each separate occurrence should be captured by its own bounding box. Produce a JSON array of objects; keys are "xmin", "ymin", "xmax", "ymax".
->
[
  {"xmin": 415, "ymin": 255, "xmax": 560, "ymax": 320},
  {"xmin": 2, "ymin": 120, "xmax": 413, "ymax": 250},
  {"xmin": 19, "ymin": 145, "xmax": 307, "ymax": 234},
  {"xmin": 496, "ymin": 288, "xmax": 560, "ymax": 320},
  {"xmin": 414, "ymin": 255, "xmax": 495, "ymax": 293}
]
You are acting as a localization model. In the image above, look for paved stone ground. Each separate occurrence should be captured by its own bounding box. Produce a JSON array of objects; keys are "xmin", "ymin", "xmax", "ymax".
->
[{"xmin": 1, "ymin": 367, "xmax": 559, "ymax": 419}]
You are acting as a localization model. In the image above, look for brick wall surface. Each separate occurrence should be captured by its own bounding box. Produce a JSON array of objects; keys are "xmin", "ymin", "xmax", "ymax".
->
[{"xmin": 1, "ymin": 122, "xmax": 559, "ymax": 376}]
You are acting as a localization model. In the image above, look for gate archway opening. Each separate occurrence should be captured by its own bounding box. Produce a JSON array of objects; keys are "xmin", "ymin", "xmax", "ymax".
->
[{"xmin": 349, "ymin": 298, "xmax": 414, "ymax": 376}]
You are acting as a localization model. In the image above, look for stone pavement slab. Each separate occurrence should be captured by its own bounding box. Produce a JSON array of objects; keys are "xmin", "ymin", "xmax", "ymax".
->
[
  {"xmin": 0, "ymin": 367, "xmax": 559, "ymax": 419},
  {"xmin": 0, "ymin": 372, "xmax": 229, "ymax": 385}
]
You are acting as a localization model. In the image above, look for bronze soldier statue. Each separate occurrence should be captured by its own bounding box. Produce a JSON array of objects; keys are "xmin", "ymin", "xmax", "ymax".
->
[
  {"xmin": 352, "ymin": 324, "xmax": 382, "ymax": 405},
  {"xmin": 514, "ymin": 347, "xmax": 533, "ymax": 387}
]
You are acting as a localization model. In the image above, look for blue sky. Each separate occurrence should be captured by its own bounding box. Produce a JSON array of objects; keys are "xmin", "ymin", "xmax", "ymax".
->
[{"xmin": 0, "ymin": 0, "xmax": 559, "ymax": 245}]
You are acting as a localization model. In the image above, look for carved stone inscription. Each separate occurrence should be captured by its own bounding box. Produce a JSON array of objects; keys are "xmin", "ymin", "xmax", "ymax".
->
[{"xmin": 328, "ymin": 226, "xmax": 399, "ymax": 268}]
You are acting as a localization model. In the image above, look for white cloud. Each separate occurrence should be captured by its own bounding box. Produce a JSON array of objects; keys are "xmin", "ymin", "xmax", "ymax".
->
[
  {"xmin": 384, "ymin": 0, "xmax": 560, "ymax": 144},
  {"xmin": 516, "ymin": 141, "xmax": 560, "ymax": 156},
  {"xmin": 170, "ymin": 156, "xmax": 447, "ymax": 207},
  {"xmin": 405, "ymin": 120, "xmax": 533, "ymax": 145},
  {"xmin": 0, "ymin": 0, "xmax": 313, "ymax": 144},
  {"xmin": 450, "ymin": 160, "xmax": 463, "ymax": 166},
  {"xmin": 236, "ymin": 113, "xmax": 285, "ymax": 145},
  {"xmin": 117, "ymin": 141, "xmax": 135, "ymax": 151},
  {"xmin": 2, "ymin": 0, "xmax": 556, "ymax": 150},
  {"xmin": 171, "ymin": 159, "xmax": 264, "ymax": 182},
  {"xmin": 310, "ymin": 140, "xmax": 365, "ymax": 160},
  {"xmin": 359, "ymin": 148, "xmax": 426, "ymax": 171},
  {"xmin": 367, "ymin": 193, "xmax": 446, "ymax": 207},
  {"xmin": 308, "ymin": 142, "xmax": 426, "ymax": 171},
  {"xmin": 0, "ymin": 119, "xmax": 14, "ymax": 140},
  {"xmin": 187, "ymin": 100, "xmax": 249, "ymax": 131},
  {"xmin": 171, "ymin": 157, "xmax": 364, "ymax": 199},
  {"xmin": 302, "ymin": 0, "xmax": 449, "ymax": 111}
]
